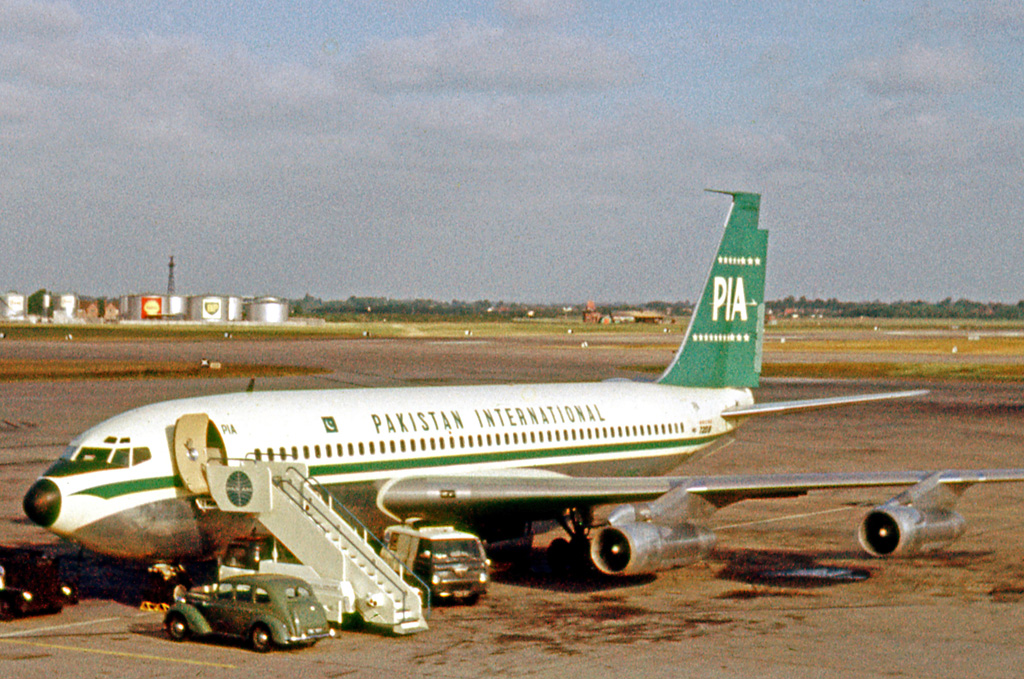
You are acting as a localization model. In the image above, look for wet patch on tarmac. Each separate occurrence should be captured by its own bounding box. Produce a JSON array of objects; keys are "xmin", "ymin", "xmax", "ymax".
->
[{"xmin": 716, "ymin": 549, "xmax": 873, "ymax": 589}]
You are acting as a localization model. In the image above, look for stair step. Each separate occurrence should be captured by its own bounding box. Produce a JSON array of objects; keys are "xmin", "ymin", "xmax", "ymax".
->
[{"xmin": 263, "ymin": 469, "xmax": 428, "ymax": 633}]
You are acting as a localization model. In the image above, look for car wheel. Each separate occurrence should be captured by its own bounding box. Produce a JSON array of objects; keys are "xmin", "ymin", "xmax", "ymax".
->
[
  {"xmin": 249, "ymin": 623, "xmax": 274, "ymax": 653},
  {"xmin": 165, "ymin": 612, "xmax": 191, "ymax": 641}
]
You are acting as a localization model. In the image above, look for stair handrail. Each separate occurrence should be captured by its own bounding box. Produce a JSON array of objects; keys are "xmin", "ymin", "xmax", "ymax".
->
[{"xmin": 274, "ymin": 466, "xmax": 432, "ymax": 615}]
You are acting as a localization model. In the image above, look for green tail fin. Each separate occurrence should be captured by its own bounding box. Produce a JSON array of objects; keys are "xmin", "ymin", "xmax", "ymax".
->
[{"xmin": 658, "ymin": 191, "xmax": 768, "ymax": 388}]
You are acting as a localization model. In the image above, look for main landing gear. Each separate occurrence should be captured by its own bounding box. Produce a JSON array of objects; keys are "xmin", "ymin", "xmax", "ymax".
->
[
  {"xmin": 546, "ymin": 508, "xmax": 594, "ymax": 575},
  {"xmin": 145, "ymin": 564, "xmax": 192, "ymax": 604}
]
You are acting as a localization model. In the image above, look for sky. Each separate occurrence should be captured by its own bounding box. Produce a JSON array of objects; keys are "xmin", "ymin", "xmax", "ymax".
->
[{"xmin": 2, "ymin": 0, "xmax": 1022, "ymax": 303}]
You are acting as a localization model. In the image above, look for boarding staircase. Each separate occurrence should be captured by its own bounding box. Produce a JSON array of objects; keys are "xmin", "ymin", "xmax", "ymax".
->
[{"xmin": 206, "ymin": 461, "xmax": 429, "ymax": 635}]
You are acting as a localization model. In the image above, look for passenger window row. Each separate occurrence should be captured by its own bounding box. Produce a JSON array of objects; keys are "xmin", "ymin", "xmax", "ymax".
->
[{"xmin": 252, "ymin": 421, "xmax": 697, "ymax": 463}]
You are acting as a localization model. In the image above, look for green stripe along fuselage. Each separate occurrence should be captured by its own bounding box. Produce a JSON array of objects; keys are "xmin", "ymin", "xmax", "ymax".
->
[{"xmin": 73, "ymin": 432, "xmax": 726, "ymax": 501}]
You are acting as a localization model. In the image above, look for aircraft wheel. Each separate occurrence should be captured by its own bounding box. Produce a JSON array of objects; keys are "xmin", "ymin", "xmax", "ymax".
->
[
  {"xmin": 250, "ymin": 623, "xmax": 274, "ymax": 653},
  {"xmin": 165, "ymin": 612, "xmax": 190, "ymax": 641},
  {"xmin": 548, "ymin": 537, "xmax": 594, "ymax": 575},
  {"xmin": 546, "ymin": 538, "xmax": 572, "ymax": 574}
]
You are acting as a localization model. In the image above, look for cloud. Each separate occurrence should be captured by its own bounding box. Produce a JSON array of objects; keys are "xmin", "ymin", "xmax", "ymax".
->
[
  {"xmin": 844, "ymin": 43, "xmax": 989, "ymax": 97},
  {"xmin": 0, "ymin": 0, "xmax": 82, "ymax": 40},
  {"xmin": 356, "ymin": 21, "xmax": 640, "ymax": 93},
  {"xmin": 497, "ymin": 0, "xmax": 579, "ymax": 24},
  {"xmin": 1, "ymin": 3, "xmax": 1023, "ymax": 303},
  {"xmin": 969, "ymin": 0, "xmax": 1024, "ymax": 34}
]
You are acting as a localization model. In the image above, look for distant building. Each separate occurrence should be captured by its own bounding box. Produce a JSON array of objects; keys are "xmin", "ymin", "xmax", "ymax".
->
[
  {"xmin": 610, "ymin": 310, "xmax": 665, "ymax": 324},
  {"xmin": 582, "ymin": 300, "xmax": 602, "ymax": 323},
  {"xmin": 80, "ymin": 300, "xmax": 100, "ymax": 319}
]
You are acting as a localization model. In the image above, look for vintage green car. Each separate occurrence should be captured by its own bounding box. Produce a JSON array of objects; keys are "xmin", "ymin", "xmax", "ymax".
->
[{"xmin": 164, "ymin": 574, "xmax": 331, "ymax": 652}]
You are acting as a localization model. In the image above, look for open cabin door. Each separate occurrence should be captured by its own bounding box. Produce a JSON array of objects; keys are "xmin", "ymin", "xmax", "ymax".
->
[{"xmin": 172, "ymin": 413, "xmax": 226, "ymax": 494}]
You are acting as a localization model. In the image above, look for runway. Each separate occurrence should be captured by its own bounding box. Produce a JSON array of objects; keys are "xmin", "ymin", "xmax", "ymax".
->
[{"xmin": 2, "ymin": 332, "xmax": 1024, "ymax": 677}]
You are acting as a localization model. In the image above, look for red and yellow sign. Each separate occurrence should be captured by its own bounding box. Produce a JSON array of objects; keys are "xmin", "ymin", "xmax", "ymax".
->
[{"xmin": 141, "ymin": 297, "xmax": 163, "ymax": 319}]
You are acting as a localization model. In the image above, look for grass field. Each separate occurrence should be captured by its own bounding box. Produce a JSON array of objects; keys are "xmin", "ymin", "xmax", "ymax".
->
[
  {"xmin": 2, "ymin": 316, "xmax": 1021, "ymax": 341},
  {"xmin": 760, "ymin": 361, "xmax": 1024, "ymax": 382},
  {"xmin": 3, "ymin": 317, "xmax": 1024, "ymax": 382},
  {"xmin": 0, "ymin": 318, "xmax": 676, "ymax": 341},
  {"xmin": 0, "ymin": 359, "xmax": 322, "ymax": 382}
]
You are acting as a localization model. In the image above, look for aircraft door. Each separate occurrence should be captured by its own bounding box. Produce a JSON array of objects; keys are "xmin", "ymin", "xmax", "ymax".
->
[{"xmin": 173, "ymin": 413, "xmax": 226, "ymax": 494}]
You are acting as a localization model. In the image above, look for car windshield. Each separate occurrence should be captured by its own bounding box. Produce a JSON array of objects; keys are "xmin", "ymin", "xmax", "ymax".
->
[{"xmin": 427, "ymin": 539, "xmax": 483, "ymax": 562}]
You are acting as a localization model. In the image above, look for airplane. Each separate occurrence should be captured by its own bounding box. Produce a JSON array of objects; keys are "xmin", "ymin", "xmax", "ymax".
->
[{"xmin": 23, "ymin": 191, "xmax": 1024, "ymax": 578}]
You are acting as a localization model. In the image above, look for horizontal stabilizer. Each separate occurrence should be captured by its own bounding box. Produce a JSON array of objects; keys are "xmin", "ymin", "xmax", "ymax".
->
[{"xmin": 721, "ymin": 390, "xmax": 928, "ymax": 419}]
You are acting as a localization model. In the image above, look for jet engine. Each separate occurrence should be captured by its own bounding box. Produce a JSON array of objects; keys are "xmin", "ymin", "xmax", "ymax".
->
[
  {"xmin": 589, "ymin": 521, "xmax": 716, "ymax": 576},
  {"xmin": 858, "ymin": 505, "xmax": 965, "ymax": 557}
]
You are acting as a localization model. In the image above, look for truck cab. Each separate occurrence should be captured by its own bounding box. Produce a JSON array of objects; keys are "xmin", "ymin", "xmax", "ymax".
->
[{"xmin": 381, "ymin": 525, "xmax": 489, "ymax": 604}]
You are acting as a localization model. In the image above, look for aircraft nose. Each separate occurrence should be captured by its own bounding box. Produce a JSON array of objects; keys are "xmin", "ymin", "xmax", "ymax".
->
[{"xmin": 24, "ymin": 479, "xmax": 61, "ymax": 527}]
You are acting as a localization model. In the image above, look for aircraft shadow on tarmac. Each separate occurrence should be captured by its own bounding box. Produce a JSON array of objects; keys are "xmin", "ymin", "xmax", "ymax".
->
[
  {"xmin": 1, "ymin": 543, "xmax": 214, "ymax": 608},
  {"xmin": 714, "ymin": 548, "xmax": 874, "ymax": 589},
  {"xmin": 5, "ymin": 540, "xmax": 998, "ymax": 611},
  {"xmin": 490, "ymin": 556, "xmax": 657, "ymax": 593},
  {"xmin": 493, "ymin": 545, "xmax": 999, "ymax": 597},
  {"xmin": 489, "ymin": 548, "xmax": 873, "ymax": 594}
]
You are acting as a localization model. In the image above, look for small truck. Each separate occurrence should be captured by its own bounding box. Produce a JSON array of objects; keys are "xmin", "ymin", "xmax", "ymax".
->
[{"xmin": 380, "ymin": 525, "xmax": 489, "ymax": 604}]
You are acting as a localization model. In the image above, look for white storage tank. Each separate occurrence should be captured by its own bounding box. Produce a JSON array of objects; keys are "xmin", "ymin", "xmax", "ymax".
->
[
  {"xmin": 247, "ymin": 297, "xmax": 290, "ymax": 323},
  {"xmin": 1, "ymin": 292, "xmax": 26, "ymax": 320},
  {"xmin": 167, "ymin": 295, "xmax": 188, "ymax": 318},
  {"xmin": 227, "ymin": 296, "xmax": 244, "ymax": 321},
  {"xmin": 53, "ymin": 293, "xmax": 78, "ymax": 322},
  {"xmin": 119, "ymin": 295, "xmax": 134, "ymax": 319},
  {"xmin": 189, "ymin": 295, "xmax": 230, "ymax": 321},
  {"xmin": 120, "ymin": 294, "xmax": 168, "ymax": 320}
]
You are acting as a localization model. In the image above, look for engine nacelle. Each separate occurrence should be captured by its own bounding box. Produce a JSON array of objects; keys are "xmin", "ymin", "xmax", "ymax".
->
[
  {"xmin": 858, "ymin": 505, "xmax": 966, "ymax": 557},
  {"xmin": 590, "ymin": 521, "xmax": 716, "ymax": 576}
]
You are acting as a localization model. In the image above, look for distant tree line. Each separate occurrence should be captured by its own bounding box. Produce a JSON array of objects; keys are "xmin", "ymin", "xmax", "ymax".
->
[
  {"xmin": 770, "ymin": 296, "xmax": 1024, "ymax": 320},
  {"xmin": 293, "ymin": 295, "xmax": 691, "ymax": 321},
  {"xmin": 293, "ymin": 294, "xmax": 1024, "ymax": 321}
]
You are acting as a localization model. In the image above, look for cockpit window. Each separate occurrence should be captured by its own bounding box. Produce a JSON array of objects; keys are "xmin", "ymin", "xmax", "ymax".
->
[
  {"xmin": 110, "ymin": 448, "xmax": 131, "ymax": 467},
  {"xmin": 132, "ymin": 447, "xmax": 152, "ymax": 465},
  {"xmin": 45, "ymin": 443, "xmax": 154, "ymax": 476},
  {"xmin": 77, "ymin": 447, "xmax": 117, "ymax": 464}
]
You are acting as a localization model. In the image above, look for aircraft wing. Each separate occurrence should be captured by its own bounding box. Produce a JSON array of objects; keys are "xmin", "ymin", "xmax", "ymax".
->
[
  {"xmin": 721, "ymin": 389, "xmax": 929, "ymax": 419},
  {"xmin": 378, "ymin": 467, "xmax": 1024, "ymax": 523}
]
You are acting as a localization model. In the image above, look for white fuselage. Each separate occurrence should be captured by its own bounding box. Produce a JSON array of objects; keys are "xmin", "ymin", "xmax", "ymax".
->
[{"xmin": 32, "ymin": 381, "xmax": 753, "ymax": 561}]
